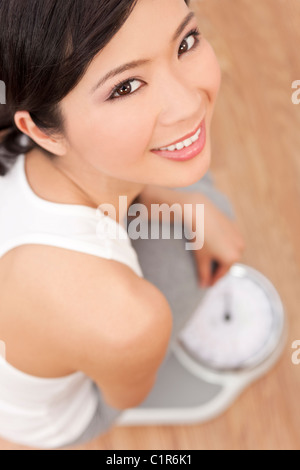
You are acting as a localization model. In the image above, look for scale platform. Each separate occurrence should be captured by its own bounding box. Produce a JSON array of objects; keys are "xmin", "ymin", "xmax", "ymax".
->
[{"xmin": 116, "ymin": 264, "xmax": 288, "ymax": 427}]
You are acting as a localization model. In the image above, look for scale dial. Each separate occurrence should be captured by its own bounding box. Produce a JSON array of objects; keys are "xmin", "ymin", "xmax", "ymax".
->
[{"xmin": 177, "ymin": 265, "xmax": 285, "ymax": 372}]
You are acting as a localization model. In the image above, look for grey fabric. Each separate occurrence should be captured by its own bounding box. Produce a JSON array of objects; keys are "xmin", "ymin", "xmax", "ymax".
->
[
  {"xmin": 63, "ymin": 171, "xmax": 235, "ymax": 448},
  {"xmin": 62, "ymin": 383, "xmax": 122, "ymax": 448}
]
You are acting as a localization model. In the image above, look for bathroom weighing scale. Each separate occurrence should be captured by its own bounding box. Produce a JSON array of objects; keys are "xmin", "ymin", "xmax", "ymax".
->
[{"xmin": 116, "ymin": 264, "xmax": 287, "ymax": 427}]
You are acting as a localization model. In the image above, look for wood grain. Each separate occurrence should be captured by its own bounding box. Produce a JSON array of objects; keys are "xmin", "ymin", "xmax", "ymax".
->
[{"xmin": 1, "ymin": 0, "xmax": 299, "ymax": 450}]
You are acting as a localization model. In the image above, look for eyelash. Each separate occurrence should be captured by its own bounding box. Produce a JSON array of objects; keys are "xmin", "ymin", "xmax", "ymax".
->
[{"xmin": 108, "ymin": 27, "xmax": 201, "ymax": 102}]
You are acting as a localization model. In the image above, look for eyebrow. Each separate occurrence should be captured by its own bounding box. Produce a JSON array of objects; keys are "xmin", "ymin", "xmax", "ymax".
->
[{"xmin": 90, "ymin": 11, "xmax": 196, "ymax": 94}]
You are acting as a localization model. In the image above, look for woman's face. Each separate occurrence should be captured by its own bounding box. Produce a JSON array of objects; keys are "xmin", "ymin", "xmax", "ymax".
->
[{"xmin": 60, "ymin": 0, "xmax": 221, "ymax": 188}]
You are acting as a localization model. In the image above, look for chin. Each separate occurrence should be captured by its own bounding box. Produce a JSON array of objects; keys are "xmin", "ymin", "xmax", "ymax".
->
[{"xmin": 172, "ymin": 149, "xmax": 212, "ymax": 189}]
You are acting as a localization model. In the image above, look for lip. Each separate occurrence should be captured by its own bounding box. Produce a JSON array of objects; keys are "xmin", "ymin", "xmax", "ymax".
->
[
  {"xmin": 152, "ymin": 119, "xmax": 204, "ymax": 150},
  {"xmin": 151, "ymin": 119, "xmax": 206, "ymax": 162}
]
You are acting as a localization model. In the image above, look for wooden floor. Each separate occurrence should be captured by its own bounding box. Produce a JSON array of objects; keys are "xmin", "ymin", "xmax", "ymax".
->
[{"xmin": 2, "ymin": 0, "xmax": 300, "ymax": 450}]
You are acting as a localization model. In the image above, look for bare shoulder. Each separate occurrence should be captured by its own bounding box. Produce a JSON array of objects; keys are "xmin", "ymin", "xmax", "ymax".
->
[{"xmin": 0, "ymin": 244, "xmax": 172, "ymax": 380}]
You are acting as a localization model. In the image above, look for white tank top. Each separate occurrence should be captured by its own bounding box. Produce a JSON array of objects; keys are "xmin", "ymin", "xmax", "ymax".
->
[{"xmin": 0, "ymin": 153, "xmax": 144, "ymax": 449}]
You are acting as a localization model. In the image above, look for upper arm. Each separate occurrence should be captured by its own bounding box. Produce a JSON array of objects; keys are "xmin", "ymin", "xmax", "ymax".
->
[
  {"xmin": 9, "ymin": 245, "xmax": 173, "ymax": 409},
  {"xmin": 66, "ymin": 263, "xmax": 173, "ymax": 410}
]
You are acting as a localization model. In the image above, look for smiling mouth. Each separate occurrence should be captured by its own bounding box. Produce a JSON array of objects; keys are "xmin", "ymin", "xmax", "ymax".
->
[
  {"xmin": 153, "ymin": 120, "xmax": 204, "ymax": 152},
  {"xmin": 151, "ymin": 119, "xmax": 206, "ymax": 162}
]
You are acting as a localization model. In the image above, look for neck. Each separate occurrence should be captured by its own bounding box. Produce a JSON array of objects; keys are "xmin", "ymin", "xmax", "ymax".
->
[{"xmin": 27, "ymin": 148, "xmax": 145, "ymax": 226}]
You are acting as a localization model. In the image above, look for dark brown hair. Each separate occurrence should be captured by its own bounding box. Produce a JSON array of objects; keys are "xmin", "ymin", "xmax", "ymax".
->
[{"xmin": 0, "ymin": 0, "xmax": 190, "ymax": 175}]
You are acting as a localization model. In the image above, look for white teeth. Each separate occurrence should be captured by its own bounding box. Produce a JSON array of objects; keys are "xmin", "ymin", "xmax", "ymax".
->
[
  {"xmin": 158, "ymin": 127, "xmax": 201, "ymax": 152},
  {"xmin": 175, "ymin": 142, "xmax": 185, "ymax": 150},
  {"xmin": 183, "ymin": 138, "xmax": 193, "ymax": 148},
  {"xmin": 191, "ymin": 131, "xmax": 200, "ymax": 143}
]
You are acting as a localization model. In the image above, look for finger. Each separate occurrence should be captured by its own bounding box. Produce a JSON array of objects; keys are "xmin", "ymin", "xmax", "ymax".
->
[{"xmin": 197, "ymin": 257, "xmax": 213, "ymax": 288}]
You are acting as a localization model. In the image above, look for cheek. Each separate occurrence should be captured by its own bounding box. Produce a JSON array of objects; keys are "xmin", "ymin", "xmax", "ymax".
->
[
  {"xmin": 64, "ymin": 98, "xmax": 153, "ymax": 168},
  {"xmin": 205, "ymin": 41, "xmax": 222, "ymax": 99},
  {"xmin": 90, "ymin": 106, "xmax": 153, "ymax": 164},
  {"xmin": 189, "ymin": 39, "xmax": 222, "ymax": 102}
]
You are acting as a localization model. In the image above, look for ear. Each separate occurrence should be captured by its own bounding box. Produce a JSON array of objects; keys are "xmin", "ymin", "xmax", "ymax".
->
[{"xmin": 14, "ymin": 111, "xmax": 67, "ymax": 157}]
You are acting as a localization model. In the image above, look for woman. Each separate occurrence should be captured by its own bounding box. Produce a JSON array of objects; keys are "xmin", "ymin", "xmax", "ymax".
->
[{"xmin": 0, "ymin": 0, "xmax": 244, "ymax": 449}]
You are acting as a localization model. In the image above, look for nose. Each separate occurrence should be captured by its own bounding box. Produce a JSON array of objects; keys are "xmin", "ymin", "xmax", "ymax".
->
[{"xmin": 155, "ymin": 67, "xmax": 203, "ymax": 126}]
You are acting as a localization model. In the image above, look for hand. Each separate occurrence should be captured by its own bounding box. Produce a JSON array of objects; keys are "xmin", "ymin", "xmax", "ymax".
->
[{"xmin": 191, "ymin": 196, "xmax": 246, "ymax": 288}]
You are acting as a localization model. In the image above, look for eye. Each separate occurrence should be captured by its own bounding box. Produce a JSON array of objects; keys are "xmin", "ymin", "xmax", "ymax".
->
[
  {"xmin": 109, "ymin": 79, "xmax": 144, "ymax": 100},
  {"xmin": 178, "ymin": 28, "xmax": 201, "ymax": 57}
]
